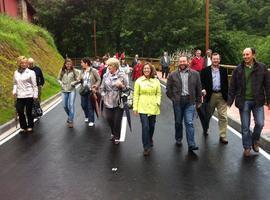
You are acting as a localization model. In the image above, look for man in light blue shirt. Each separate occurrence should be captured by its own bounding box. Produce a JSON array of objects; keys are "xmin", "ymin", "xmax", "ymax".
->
[{"xmin": 200, "ymin": 53, "xmax": 229, "ymax": 144}]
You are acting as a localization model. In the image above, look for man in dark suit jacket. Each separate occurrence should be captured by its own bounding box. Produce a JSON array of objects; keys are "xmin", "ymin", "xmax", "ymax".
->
[
  {"xmin": 166, "ymin": 56, "xmax": 202, "ymax": 151},
  {"xmin": 200, "ymin": 53, "xmax": 228, "ymax": 144},
  {"xmin": 131, "ymin": 54, "xmax": 139, "ymax": 68},
  {"xmin": 204, "ymin": 49, "xmax": 212, "ymax": 68},
  {"xmin": 160, "ymin": 51, "xmax": 170, "ymax": 78}
]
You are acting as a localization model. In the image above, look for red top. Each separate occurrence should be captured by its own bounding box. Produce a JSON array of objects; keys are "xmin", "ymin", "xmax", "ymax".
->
[
  {"xmin": 98, "ymin": 63, "xmax": 105, "ymax": 76},
  {"xmin": 190, "ymin": 57, "xmax": 204, "ymax": 72},
  {"xmin": 132, "ymin": 63, "xmax": 143, "ymax": 81}
]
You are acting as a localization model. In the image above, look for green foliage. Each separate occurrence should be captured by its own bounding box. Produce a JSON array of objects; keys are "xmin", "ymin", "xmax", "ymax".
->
[
  {"xmin": 257, "ymin": 35, "xmax": 270, "ymax": 66},
  {"xmin": 30, "ymin": 0, "xmax": 270, "ymax": 65},
  {"xmin": 41, "ymin": 74, "xmax": 61, "ymax": 101},
  {"xmin": 0, "ymin": 14, "xmax": 56, "ymax": 49}
]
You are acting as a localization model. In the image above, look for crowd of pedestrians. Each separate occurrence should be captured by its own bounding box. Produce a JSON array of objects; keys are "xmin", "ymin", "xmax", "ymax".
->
[{"xmin": 12, "ymin": 47, "xmax": 270, "ymax": 157}]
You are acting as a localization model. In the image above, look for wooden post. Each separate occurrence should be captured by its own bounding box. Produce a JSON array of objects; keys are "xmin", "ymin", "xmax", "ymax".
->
[
  {"xmin": 93, "ymin": 19, "xmax": 97, "ymax": 57},
  {"xmin": 205, "ymin": 0, "xmax": 209, "ymax": 52}
]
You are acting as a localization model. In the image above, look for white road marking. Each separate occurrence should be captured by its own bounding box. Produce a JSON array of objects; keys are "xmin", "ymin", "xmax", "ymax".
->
[
  {"xmin": 161, "ymin": 81, "xmax": 270, "ymax": 160},
  {"xmin": 160, "ymin": 82, "xmax": 166, "ymax": 88},
  {"xmin": 0, "ymin": 98, "xmax": 62, "ymax": 146},
  {"xmin": 118, "ymin": 116, "xmax": 127, "ymax": 142}
]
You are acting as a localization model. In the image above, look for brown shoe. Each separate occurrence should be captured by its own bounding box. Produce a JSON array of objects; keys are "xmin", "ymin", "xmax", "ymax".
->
[
  {"xmin": 243, "ymin": 148, "xmax": 251, "ymax": 157},
  {"xmin": 252, "ymin": 143, "xmax": 259, "ymax": 152},
  {"xmin": 68, "ymin": 122, "xmax": 73, "ymax": 128},
  {"xmin": 219, "ymin": 137, "xmax": 228, "ymax": 144},
  {"xmin": 143, "ymin": 149, "xmax": 151, "ymax": 156}
]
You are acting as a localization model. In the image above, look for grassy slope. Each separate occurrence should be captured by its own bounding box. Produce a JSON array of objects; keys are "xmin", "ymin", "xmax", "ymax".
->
[{"xmin": 0, "ymin": 14, "xmax": 64, "ymax": 125}]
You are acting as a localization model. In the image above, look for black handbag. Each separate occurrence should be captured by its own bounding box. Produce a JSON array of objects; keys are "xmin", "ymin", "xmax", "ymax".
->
[
  {"xmin": 79, "ymin": 70, "xmax": 90, "ymax": 96},
  {"xmin": 79, "ymin": 86, "xmax": 90, "ymax": 96},
  {"xmin": 119, "ymin": 87, "xmax": 133, "ymax": 109},
  {"xmin": 32, "ymin": 100, "xmax": 43, "ymax": 118}
]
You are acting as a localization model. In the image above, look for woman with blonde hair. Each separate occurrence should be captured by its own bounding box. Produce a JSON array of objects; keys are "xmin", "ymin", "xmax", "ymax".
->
[
  {"xmin": 57, "ymin": 58, "xmax": 79, "ymax": 128},
  {"xmin": 133, "ymin": 62, "xmax": 161, "ymax": 156},
  {"xmin": 13, "ymin": 56, "xmax": 38, "ymax": 133},
  {"xmin": 100, "ymin": 57, "xmax": 128, "ymax": 144}
]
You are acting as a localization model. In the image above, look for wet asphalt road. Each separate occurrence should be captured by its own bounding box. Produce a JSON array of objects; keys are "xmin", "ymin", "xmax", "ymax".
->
[{"xmin": 0, "ymin": 85, "xmax": 270, "ymax": 200}]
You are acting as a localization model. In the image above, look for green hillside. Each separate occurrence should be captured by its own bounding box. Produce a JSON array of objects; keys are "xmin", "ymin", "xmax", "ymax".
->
[{"xmin": 0, "ymin": 14, "xmax": 64, "ymax": 125}]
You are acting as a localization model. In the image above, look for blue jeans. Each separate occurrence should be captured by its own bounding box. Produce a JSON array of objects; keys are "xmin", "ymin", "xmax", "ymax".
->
[
  {"xmin": 139, "ymin": 114, "xmax": 156, "ymax": 149},
  {"xmin": 81, "ymin": 93, "xmax": 95, "ymax": 122},
  {"xmin": 62, "ymin": 91, "xmax": 76, "ymax": 122},
  {"xmin": 239, "ymin": 101, "xmax": 264, "ymax": 149},
  {"xmin": 173, "ymin": 101, "xmax": 196, "ymax": 147}
]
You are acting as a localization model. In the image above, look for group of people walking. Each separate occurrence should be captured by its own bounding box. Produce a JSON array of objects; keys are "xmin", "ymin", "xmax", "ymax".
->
[
  {"xmin": 13, "ymin": 47, "xmax": 270, "ymax": 157},
  {"xmin": 165, "ymin": 47, "xmax": 270, "ymax": 157}
]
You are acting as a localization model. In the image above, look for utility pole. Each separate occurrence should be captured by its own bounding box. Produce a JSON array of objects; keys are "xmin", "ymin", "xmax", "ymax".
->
[
  {"xmin": 93, "ymin": 19, "xmax": 97, "ymax": 57},
  {"xmin": 205, "ymin": 0, "xmax": 209, "ymax": 52}
]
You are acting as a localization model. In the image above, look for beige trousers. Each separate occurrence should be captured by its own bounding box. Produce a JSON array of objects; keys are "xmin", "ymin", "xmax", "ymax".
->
[{"xmin": 208, "ymin": 92, "xmax": 227, "ymax": 138}]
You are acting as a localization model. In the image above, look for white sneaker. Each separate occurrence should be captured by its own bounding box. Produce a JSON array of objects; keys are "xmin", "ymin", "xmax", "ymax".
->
[
  {"xmin": 84, "ymin": 118, "xmax": 88, "ymax": 123},
  {"xmin": 88, "ymin": 122, "xmax": 95, "ymax": 127}
]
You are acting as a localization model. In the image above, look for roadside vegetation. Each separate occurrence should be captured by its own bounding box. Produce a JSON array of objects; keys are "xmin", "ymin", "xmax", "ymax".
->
[{"xmin": 0, "ymin": 14, "xmax": 63, "ymax": 125}]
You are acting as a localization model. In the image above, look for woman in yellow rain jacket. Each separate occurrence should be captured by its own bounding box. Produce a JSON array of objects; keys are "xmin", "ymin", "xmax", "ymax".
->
[{"xmin": 133, "ymin": 62, "xmax": 161, "ymax": 156}]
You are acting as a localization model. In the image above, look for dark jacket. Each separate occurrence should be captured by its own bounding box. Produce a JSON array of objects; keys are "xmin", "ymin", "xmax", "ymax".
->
[
  {"xmin": 30, "ymin": 66, "xmax": 44, "ymax": 86},
  {"xmin": 160, "ymin": 56, "xmax": 170, "ymax": 68},
  {"xmin": 204, "ymin": 56, "xmax": 211, "ymax": 68},
  {"xmin": 200, "ymin": 66, "xmax": 228, "ymax": 103},
  {"xmin": 166, "ymin": 68, "xmax": 202, "ymax": 105},
  {"xmin": 227, "ymin": 60, "xmax": 270, "ymax": 109}
]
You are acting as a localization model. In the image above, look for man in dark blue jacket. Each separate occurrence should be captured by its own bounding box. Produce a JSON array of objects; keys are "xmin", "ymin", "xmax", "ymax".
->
[
  {"xmin": 228, "ymin": 48, "xmax": 270, "ymax": 156},
  {"xmin": 28, "ymin": 58, "xmax": 45, "ymax": 101}
]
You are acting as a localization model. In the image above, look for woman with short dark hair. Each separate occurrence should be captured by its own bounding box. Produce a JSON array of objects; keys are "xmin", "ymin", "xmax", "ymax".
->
[{"xmin": 79, "ymin": 57, "xmax": 101, "ymax": 126}]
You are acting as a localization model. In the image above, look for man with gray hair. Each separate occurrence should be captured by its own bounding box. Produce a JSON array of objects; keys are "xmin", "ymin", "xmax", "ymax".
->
[{"xmin": 28, "ymin": 58, "xmax": 44, "ymax": 101}]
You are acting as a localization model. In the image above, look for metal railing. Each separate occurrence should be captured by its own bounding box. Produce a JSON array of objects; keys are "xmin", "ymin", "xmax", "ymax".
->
[{"xmin": 70, "ymin": 57, "xmax": 237, "ymax": 78}]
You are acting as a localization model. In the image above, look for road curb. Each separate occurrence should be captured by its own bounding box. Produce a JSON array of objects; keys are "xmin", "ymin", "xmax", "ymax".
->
[
  {"xmin": 159, "ymin": 78, "xmax": 270, "ymax": 154},
  {"xmin": 0, "ymin": 92, "xmax": 61, "ymax": 135}
]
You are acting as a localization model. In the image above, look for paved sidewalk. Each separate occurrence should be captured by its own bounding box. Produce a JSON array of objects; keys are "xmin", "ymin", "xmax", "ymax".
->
[{"xmin": 156, "ymin": 71, "xmax": 270, "ymax": 153}]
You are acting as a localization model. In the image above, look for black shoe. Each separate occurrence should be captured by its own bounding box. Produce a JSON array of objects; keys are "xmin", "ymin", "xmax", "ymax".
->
[
  {"xmin": 109, "ymin": 134, "xmax": 115, "ymax": 141},
  {"xmin": 188, "ymin": 146, "xmax": 199, "ymax": 151},
  {"xmin": 175, "ymin": 140, "xmax": 182, "ymax": 146},
  {"xmin": 203, "ymin": 131, "xmax": 209, "ymax": 136},
  {"xmin": 219, "ymin": 137, "xmax": 228, "ymax": 144},
  {"xmin": 19, "ymin": 129, "xmax": 27, "ymax": 134}
]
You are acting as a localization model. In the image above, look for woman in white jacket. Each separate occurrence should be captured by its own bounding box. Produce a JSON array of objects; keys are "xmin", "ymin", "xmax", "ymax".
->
[{"xmin": 13, "ymin": 56, "xmax": 38, "ymax": 133}]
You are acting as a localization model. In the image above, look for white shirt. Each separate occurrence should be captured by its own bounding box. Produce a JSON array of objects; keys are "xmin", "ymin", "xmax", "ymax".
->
[
  {"xmin": 83, "ymin": 69, "xmax": 91, "ymax": 87},
  {"xmin": 13, "ymin": 68, "xmax": 38, "ymax": 98},
  {"xmin": 207, "ymin": 57, "xmax": 212, "ymax": 67}
]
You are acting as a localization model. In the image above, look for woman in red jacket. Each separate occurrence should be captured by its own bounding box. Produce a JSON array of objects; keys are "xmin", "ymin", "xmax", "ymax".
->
[{"xmin": 132, "ymin": 60, "xmax": 143, "ymax": 81}]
